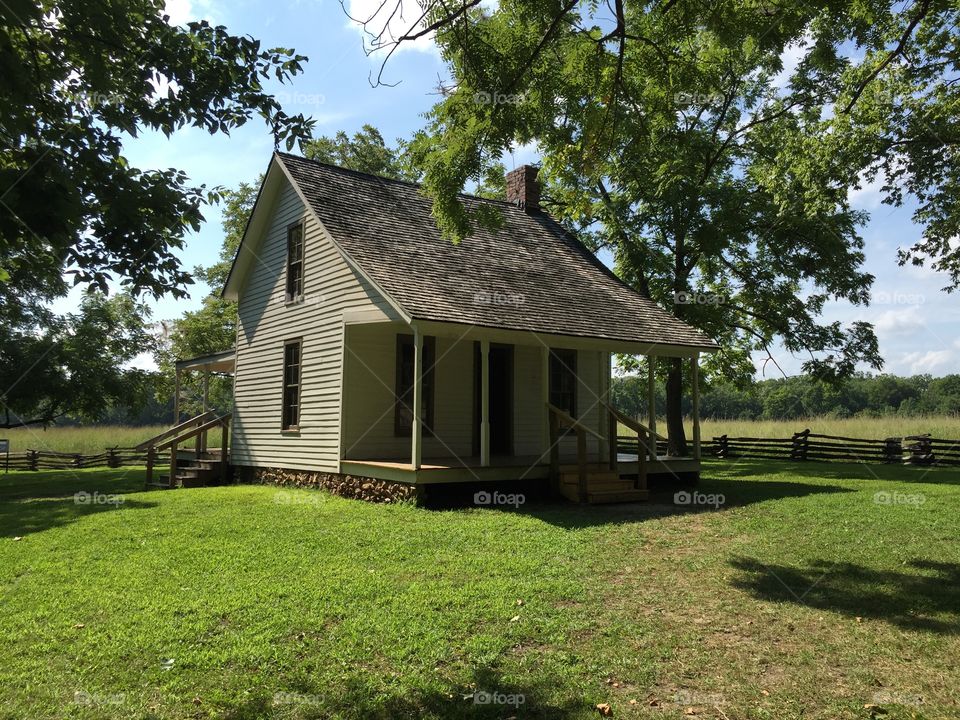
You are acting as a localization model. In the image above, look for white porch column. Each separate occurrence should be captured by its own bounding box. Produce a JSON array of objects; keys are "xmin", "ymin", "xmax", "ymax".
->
[
  {"xmin": 691, "ymin": 353, "xmax": 701, "ymax": 460},
  {"xmin": 647, "ymin": 356, "xmax": 657, "ymax": 436},
  {"xmin": 598, "ymin": 351, "xmax": 609, "ymax": 462},
  {"xmin": 173, "ymin": 367, "xmax": 181, "ymax": 425},
  {"xmin": 540, "ymin": 345, "xmax": 550, "ymax": 461},
  {"xmin": 411, "ymin": 326, "xmax": 423, "ymax": 469},
  {"xmin": 480, "ymin": 339, "xmax": 490, "ymax": 466},
  {"xmin": 201, "ymin": 371, "xmax": 210, "ymax": 453}
]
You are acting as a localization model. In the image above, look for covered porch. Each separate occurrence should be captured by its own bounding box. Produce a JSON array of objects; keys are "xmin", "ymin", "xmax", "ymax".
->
[
  {"xmin": 139, "ymin": 349, "xmax": 236, "ymax": 489},
  {"xmin": 339, "ymin": 319, "xmax": 707, "ymax": 502}
]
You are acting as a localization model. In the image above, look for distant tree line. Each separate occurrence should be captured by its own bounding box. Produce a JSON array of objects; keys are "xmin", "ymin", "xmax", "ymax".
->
[{"xmin": 611, "ymin": 374, "xmax": 960, "ymax": 421}]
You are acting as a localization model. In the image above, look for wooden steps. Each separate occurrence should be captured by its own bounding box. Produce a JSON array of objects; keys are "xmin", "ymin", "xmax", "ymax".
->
[
  {"xmin": 558, "ymin": 467, "xmax": 648, "ymax": 504},
  {"xmin": 142, "ymin": 411, "xmax": 231, "ymax": 490},
  {"xmin": 174, "ymin": 457, "xmax": 222, "ymax": 488}
]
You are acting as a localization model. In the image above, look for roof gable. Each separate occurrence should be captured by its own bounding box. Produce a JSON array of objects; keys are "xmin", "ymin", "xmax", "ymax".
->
[
  {"xmin": 226, "ymin": 151, "xmax": 717, "ymax": 350},
  {"xmin": 277, "ymin": 153, "xmax": 716, "ymax": 350}
]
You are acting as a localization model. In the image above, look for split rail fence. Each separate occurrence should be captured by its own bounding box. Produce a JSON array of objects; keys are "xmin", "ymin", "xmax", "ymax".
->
[
  {"xmin": 705, "ymin": 429, "xmax": 960, "ymax": 466},
  {"xmin": 2, "ymin": 448, "xmax": 153, "ymax": 472}
]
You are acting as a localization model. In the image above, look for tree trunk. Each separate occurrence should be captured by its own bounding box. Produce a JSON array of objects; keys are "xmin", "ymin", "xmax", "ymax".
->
[{"xmin": 665, "ymin": 357, "xmax": 687, "ymax": 456}]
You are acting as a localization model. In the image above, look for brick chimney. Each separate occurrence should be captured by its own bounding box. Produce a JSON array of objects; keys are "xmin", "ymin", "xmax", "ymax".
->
[{"xmin": 505, "ymin": 165, "xmax": 540, "ymax": 212}]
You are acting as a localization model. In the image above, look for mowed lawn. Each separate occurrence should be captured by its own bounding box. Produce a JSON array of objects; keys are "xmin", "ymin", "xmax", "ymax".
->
[{"xmin": 1, "ymin": 461, "xmax": 958, "ymax": 719}]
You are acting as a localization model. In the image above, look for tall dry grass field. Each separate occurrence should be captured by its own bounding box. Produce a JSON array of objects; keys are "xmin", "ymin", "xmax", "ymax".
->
[
  {"xmin": 697, "ymin": 415, "xmax": 960, "ymax": 439},
  {"xmin": 0, "ymin": 425, "xmax": 223, "ymax": 455},
  {"xmin": 624, "ymin": 415, "xmax": 960, "ymax": 441}
]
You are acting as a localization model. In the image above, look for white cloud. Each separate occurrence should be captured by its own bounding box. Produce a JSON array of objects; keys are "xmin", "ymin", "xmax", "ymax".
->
[
  {"xmin": 504, "ymin": 140, "xmax": 541, "ymax": 168},
  {"xmin": 345, "ymin": 0, "xmax": 439, "ymax": 55},
  {"xmin": 900, "ymin": 235, "xmax": 960, "ymax": 282},
  {"xmin": 163, "ymin": 0, "xmax": 215, "ymax": 26},
  {"xmin": 872, "ymin": 305, "xmax": 923, "ymax": 338},
  {"xmin": 126, "ymin": 351, "xmax": 159, "ymax": 372},
  {"xmin": 772, "ymin": 33, "xmax": 813, "ymax": 90},
  {"xmin": 848, "ymin": 171, "xmax": 886, "ymax": 209},
  {"xmin": 901, "ymin": 348, "xmax": 956, "ymax": 375}
]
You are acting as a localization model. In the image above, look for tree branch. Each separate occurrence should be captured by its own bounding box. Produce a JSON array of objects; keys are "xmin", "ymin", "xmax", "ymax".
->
[{"xmin": 841, "ymin": 0, "xmax": 934, "ymax": 114}]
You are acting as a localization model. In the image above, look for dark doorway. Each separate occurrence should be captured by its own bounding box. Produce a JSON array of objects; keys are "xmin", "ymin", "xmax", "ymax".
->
[{"xmin": 473, "ymin": 343, "xmax": 514, "ymax": 456}]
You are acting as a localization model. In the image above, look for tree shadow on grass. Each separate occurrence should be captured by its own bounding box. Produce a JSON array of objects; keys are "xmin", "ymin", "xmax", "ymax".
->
[
  {"xmin": 0, "ymin": 495, "xmax": 156, "ymax": 538},
  {"xmin": 0, "ymin": 467, "xmax": 148, "ymax": 502},
  {"xmin": 426, "ymin": 477, "xmax": 853, "ymax": 530},
  {"xmin": 218, "ymin": 667, "xmax": 586, "ymax": 720},
  {"xmin": 730, "ymin": 556, "xmax": 960, "ymax": 635},
  {"xmin": 707, "ymin": 458, "xmax": 960, "ymax": 486}
]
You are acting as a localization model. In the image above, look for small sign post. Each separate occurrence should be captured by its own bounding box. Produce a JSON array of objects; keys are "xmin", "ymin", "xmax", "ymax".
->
[{"xmin": 0, "ymin": 439, "xmax": 8, "ymax": 474}]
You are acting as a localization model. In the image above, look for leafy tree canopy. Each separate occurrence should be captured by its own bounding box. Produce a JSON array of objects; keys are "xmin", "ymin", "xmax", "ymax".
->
[
  {"xmin": 0, "ymin": 0, "xmax": 314, "ymax": 426},
  {"xmin": 0, "ymin": 291, "xmax": 154, "ymax": 427},
  {"xmin": 1, "ymin": 0, "xmax": 313, "ymax": 309},
  {"xmin": 351, "ymin": 0, "xmax": 958, "ymax": 447}
]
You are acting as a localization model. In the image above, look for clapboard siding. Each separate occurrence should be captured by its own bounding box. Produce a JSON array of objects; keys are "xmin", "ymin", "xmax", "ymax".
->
[
  {"xmin": 516, "ymin": 347, "xmax": 603, "ymax": 461},
  {"xmin": 342, "ymin": 328, "xmax": 606, "ymax": 464},
  {"xmin": 231, "ymin": 178, "xmax": 400, "ymax": 471},
  {"xmin": 513, "ymin": 344, "xmax": 544, "ymax": 457},
  {"xmin": 342, "ymin": 324, "xmax": 475, "ymax": 460}
]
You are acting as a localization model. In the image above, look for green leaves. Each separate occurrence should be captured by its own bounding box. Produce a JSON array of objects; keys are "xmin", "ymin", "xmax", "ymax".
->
[
  {"xmin": 1, "ymin": 0, "xmax": 314, "ymax": 310},
  {"xmin": 0, "ymin": 291, "xmax": 154, "ymax": 427},
  {"xmin": 366, "ymin": 0, "xmax": 915, "ymax": 406}
]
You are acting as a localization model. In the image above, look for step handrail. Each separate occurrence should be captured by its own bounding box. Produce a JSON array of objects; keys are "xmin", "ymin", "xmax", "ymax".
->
[
  {"xmin": 154, "ymin": 413, "xmax": 232, "ymax": 452},
  {"xmin": 135, "ymin": 410, "xmax": 217, "ymax": 451},
  {"xmin": 547, "ymin": 403, "xmax": 605, "ymax": 503},
  {"xmin": 546, "ymin": 403, "xmax": 603, "ymax": 441},
  {"xmin": 602, "ymin": 401, "xmax": 667, "ymax": 442}
]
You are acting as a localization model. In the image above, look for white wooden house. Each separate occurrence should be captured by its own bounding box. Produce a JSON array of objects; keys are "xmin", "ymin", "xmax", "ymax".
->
[{"xmin": 181, "ymin": 152, "xmax": 718, "ymax": 502}]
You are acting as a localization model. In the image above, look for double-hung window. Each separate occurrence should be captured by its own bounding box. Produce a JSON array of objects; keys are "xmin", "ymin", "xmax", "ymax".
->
[
  {"xmin": 285, "ymin": 222, "xmax": 305, "ymax": 302},
  {"xmin": 282, "ymin": 340, "xmax": 302, "ymax": 430},
  {"xmin": 549, "ymin": 349, "xmax": 577, "ymax": 417},
  {"xmin": 395, "ymin": 335, "xmax": 436, "ymax": 436}
]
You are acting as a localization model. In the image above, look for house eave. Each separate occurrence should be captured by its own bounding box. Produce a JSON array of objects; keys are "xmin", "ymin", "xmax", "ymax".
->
[{"xmin": 410, "ymin": 318, "xmax": 718, "ymax": 357}]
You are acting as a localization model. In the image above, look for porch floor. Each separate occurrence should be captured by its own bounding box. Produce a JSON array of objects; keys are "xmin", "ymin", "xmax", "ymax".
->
[{"xmin": 340, "ymin": 454, "xmax": 700, "ymax": 484}]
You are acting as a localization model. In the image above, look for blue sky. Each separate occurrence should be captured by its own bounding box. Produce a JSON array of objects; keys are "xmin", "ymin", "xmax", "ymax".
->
[{"xmin": 68, "ymin": 0, "xmax": 959, "ymax": 377}]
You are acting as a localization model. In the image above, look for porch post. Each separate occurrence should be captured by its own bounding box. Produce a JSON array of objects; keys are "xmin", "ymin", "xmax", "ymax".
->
[
  {"xmin": 691, "ymin": 353, "xmax": 701, "ymax": 460},
  {"xmin": 540, "ymin": 345, "xmax": 550, "ymax": 462},
  {"xmin": 597, "ymin": 351, "xmax": 608, "ymax": 463},
  {"xmin": 411, "ymin": 327, "xmax": 423, "ymax": 469},
  {"xmin": 647, "ymin": 356, "xmax": 657, "ymax": 454},
  {"xmin": 604, "ymin": 351, "xmax": 617, "ymax": 471},
  {"xmin": 480, "ymin": 339, "xmax": 490, "ymax": 467},
  {"xmin": 201, "ymin": 371, "xmax": 210, "ymax": 453},
  {"xmin": 173, "ymin": 367, "xmax": 181, "ymax": 425}
]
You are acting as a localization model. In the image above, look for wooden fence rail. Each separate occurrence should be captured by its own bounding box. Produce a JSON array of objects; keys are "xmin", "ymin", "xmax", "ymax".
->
[
  {"xmin": 2, "ymin": 447, "xmax": 151, "ymax": 471},
  {"xmin": 701, "ymin": 429, "xmax": 960, "ymax": 466}
]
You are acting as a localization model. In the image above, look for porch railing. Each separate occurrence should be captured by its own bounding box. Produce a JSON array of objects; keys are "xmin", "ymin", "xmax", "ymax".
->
[
  {"xmin": 546, "ymin": 403, "xmax": 604, "ymax": 503},
  {"xmin": 143, "ymin": 412, "xmax": 231, "ymax": 488}
]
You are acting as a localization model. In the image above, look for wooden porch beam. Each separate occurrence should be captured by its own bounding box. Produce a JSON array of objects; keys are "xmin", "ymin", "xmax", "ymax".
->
[
  {"xmin": 411, "ymin": 326, "xmax": 423, "ymax": 470},
  {"xmin": 540, "ymin": 346, "xmax": 550, "ymax": 462},
  {"xmin": 691, "ymin": 353, "xmax": 702, "ymax": 461},
  {"xmin": 598, "ymin": 351, "xmax": 609, "ymax": 465},
  {"xmin": 173, "ymin": 367, "xmax": 181, "ymax": 426},
  {"xmin": 647, "ymin": 356, "xmax": 657, "ymax": 439},
  {"xmin": 480, "ymin": 339, "xmax": 490, "ymax": 467}
]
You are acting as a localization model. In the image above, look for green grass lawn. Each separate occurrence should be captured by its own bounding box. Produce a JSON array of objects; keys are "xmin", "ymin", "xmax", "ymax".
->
[{"xmin": 1, "ymin": 461, "xmax": 958, "ymax": 719}]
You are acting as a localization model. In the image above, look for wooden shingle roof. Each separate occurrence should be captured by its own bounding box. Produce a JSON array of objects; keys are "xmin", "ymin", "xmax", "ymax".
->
[{"xmin": 277, "ymin": 152, "xmax": 718, "ymax": 351}]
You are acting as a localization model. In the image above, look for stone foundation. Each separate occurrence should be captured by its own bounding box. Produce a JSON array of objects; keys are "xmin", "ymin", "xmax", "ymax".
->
[{"xmin": 252, "ymin": 467, "xmax": 417, "ymax": 504}]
